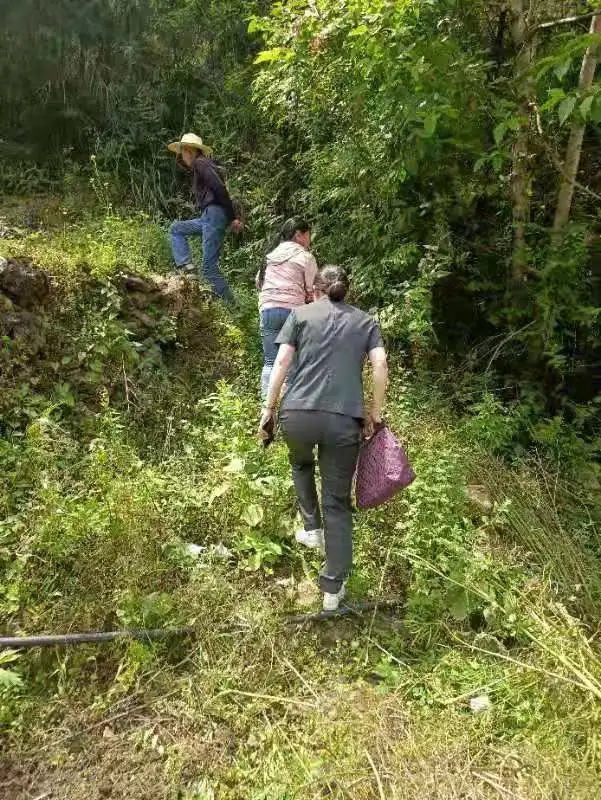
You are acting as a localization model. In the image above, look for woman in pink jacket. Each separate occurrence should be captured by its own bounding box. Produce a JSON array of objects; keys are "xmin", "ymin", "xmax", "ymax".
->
[{"xmin": 256, "ymin": 218, "xmax": 318, "ymax": 399}]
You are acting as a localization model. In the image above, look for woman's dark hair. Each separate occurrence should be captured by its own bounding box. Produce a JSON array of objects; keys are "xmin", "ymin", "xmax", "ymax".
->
[
  {"xmin": 257, "ymin": 217, "xmax": 311, "ymax": 289},
  {"xmin": 280, "ymin": 217, "xmax": 310, "ymax": 242},
  {"xmin": 317, "ymin": 265, "xmax": 349, "ymax": 302}
]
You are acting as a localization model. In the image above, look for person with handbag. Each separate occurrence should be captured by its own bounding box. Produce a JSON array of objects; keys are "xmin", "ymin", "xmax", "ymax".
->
[
  {"xmin": 258, "ymin": 265, "xmax": 389, "ymax": 610},
  {"xmin": 256, "ymin": 218, "xmax": 318, "ymax": 400}
]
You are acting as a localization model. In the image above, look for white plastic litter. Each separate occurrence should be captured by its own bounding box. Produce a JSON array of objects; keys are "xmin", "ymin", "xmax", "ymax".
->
[
  {"xmin": 184, "ymin": 543, "xmax": 206, "ymax": 557},
  {"xmin": 470, "ymin": 695, "xmax": 492, "ymax": 715},
  {"xmin": 212, "ymin": 543, "xmax": 233, "ymax": 559}
]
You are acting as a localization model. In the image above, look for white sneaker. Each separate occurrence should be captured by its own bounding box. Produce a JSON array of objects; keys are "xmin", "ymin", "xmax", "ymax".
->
[
  {"xmin": 323, "ymin": 584, "xmax": 346, "ymax": 612},
  {"xmin": 295, "ymin": 529, "xmax": 325, "ymax": 551}
]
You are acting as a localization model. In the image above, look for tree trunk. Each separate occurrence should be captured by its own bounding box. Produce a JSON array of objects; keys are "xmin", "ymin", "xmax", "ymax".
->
[
  {"xmin": 509, "ymin": 0, "xmax": 537, "ymax": 286},
  {"xmin": 553, "ymin": 15, "xmax": 601, "ymax": 234}
]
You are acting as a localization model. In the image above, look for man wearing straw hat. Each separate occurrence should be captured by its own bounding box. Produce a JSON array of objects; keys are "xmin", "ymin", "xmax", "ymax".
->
[{"xmin": 167, "ymin": 133, "xmax": 243, "ymax": 301}]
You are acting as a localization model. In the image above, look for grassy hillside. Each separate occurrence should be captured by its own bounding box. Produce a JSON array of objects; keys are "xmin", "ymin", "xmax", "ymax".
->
[{"xmin": 1, "ymin": 203, "xmax": 601, "ymax": 799}]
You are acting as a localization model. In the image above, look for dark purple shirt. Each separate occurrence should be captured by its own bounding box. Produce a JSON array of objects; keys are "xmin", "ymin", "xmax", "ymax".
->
[{"xmin": 192, "ymin": 157, "xmax": 235, "ymax": 221}]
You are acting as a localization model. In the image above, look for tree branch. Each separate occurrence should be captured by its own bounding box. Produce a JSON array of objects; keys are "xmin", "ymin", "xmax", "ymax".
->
[
  {"xmin": 542, "ymin": 141, "xmax": 601, "ymax": 203},
  {"xmin": 553, "ymin": 14, "xmax": 601, "ymax": 233},
  {"xmin": 534, "ymin": 9, "xmax": 601, "ymax": 32},
  {"xmin": 533, "ymin": 105, "xmax": 601, "ymax": 203}
]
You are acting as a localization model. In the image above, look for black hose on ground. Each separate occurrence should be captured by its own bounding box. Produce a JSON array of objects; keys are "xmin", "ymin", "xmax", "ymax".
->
[
  {"xmin": 0, "ymin": 599, "xmax": 403, "ymax": 648},
  {"xmin": 0, "ymin": 628, "xmax": 195, "ymax": 649}
]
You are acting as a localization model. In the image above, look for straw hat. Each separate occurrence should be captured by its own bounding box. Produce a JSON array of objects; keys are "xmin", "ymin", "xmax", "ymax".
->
[{"xmin": 167, "ymin": 133, "xmax": 213, "ymax": 156}]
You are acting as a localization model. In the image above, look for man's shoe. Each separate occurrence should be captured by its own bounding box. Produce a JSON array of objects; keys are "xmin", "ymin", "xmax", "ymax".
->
[
  {"xmin": 323, "ymin": 584, "xmax": 346, "ymax": 612},
  {"xmin": 176, "ymin": 263, "xmax": 196, "ymax": 276},
  {"xmin": 295, "ymin": 529, "xmax": 325, "ymax": 551}
]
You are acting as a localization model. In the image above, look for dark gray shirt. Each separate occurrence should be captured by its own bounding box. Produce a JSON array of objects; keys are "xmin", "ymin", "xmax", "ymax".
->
[{"xmin": 276, "ymin": 298, "xmax": 384, "ymax": 419}]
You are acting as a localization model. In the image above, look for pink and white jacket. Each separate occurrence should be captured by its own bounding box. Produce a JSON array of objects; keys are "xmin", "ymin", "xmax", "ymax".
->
[{"xmin": 257, "ymin": 241, "xmax": 318, "ymax": 311}]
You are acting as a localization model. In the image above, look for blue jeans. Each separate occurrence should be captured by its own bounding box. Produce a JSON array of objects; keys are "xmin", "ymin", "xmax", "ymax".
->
[
  {"xmin": 260, "ymin": 307, "xmax": 291, "ymax": 399},
  {"xmin": 169, "ymin": 205, "xmax": 232, "ymax": 300}
]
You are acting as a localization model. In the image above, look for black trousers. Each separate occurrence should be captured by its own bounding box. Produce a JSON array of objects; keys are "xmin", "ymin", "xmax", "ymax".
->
[{"xmin": 279, "ymin": 410, "xmax": 361, "ymax": 594}]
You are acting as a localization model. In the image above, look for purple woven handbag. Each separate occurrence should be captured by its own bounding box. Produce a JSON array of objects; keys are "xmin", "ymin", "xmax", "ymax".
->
[{"xmin": 355, "ymin": 424, "xmax": 415, "ymax": 509}]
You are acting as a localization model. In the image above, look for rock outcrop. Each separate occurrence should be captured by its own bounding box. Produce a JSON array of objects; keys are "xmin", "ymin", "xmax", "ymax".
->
[{"xmin": 0, "ymin": 258, "xmax": 51, "ymax": 356}]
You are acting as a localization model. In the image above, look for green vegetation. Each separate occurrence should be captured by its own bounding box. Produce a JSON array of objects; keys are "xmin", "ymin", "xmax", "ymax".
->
[
  {"xmin": 2, "ymin": 0, "xmax": 601, "ymax": 797},
  {"xmin": 1, "ymin": 209, "xmax": 600, "ymax": 798}
]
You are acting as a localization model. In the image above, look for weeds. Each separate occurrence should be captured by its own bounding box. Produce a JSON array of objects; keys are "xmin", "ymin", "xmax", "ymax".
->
[{"xmin": 1, "ymin": 206, "xmax": 601, "ymax": 798}]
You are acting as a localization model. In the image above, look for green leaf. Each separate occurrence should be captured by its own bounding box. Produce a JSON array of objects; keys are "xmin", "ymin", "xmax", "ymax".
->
[
  {"xmin": 348, "ymin": 24, "xmax": 369, "ymax": 37},
  {"xmin": 242, "ymin": 504, "xmax": 264, "ymax": 528},
  {"xmin": 0, "ymin": 649, "xmax": 20, "ymax": 666},
  {"xmin": 580, "ymin": 95, "xmax": 595, "ymax": 120},
  {"xmin": 554, "ymin": 60, "xmax": 571, "ymax": 81},
  {"xmin": 0, "ymin": 668, "xmax": 23, "ymax": 690},
  {"xmin": 208, "ymin": 483, "xmax": 230, "ymax": 506},
  {"xmin": 536, "ymin": 55, "xmax": 556, "ymax": 80},
  {"xmin": 491, "ymin": 153, "xmax": 504, "ymax": 173},
  {"xmin": 449, "ymin": 589, "xmax": 469, "ymax": 621},
  {"xmin": 493, "ymin": 122, "xmax": 507, "ymax": 146},
  {"xmin": 591, "ymin": 95, "xmax": 601, "ymax": 123},
  {"xmin": 247, "ymin": 552, "xmax": 262, "ymax": 571},
  {"xmin": 558, "ymin": 96, "xmax": 577, "ymax": 125},
  {"xmin": 423, "ymin": 114, "xmax": 438, "ymax": 138},
  {"xmin": 141, "ymin": 592, "xmax": 173, "ymax": 626},
  {"xmin": 541, "ymin": 88, "xmax": 566, "ymax": 112},
  {"xmin": 405, "ymin": 155, "xmax": 419, "ymax": 176},
  {"xmin": 254, "ymin": 47, "xmax": 293, "ymax": 65}
]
